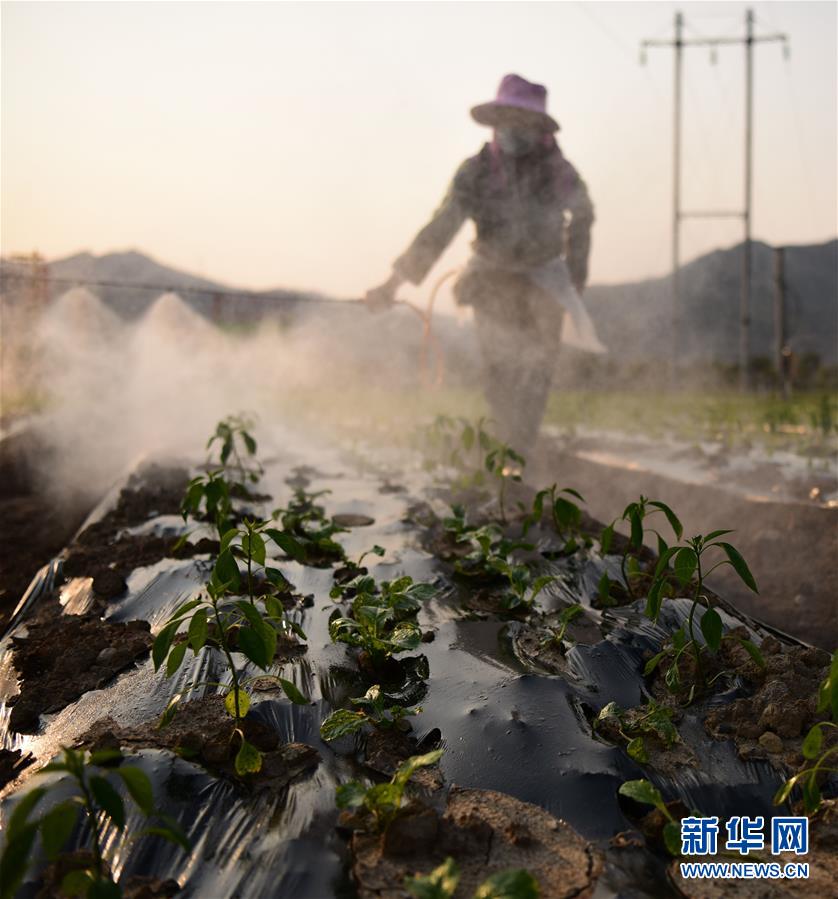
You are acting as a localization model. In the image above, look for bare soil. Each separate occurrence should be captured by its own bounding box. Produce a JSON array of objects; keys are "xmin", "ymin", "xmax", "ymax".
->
[
  {"xmin": 7, "ymin": 595, "xmax": 152, "ymax": 733},
  {"xmin": 0, "ymin": 429, "xmax": 90, "ymax": 631},
  {"xmin": 349, "ymin": 786, "xmax": 603, "ymax": 898}
]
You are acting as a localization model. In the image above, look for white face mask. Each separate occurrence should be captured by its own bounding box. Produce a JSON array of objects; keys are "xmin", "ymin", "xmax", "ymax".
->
[{"xmin": 496, "ymin": 127, "xmax": 542, "ymax": 157}]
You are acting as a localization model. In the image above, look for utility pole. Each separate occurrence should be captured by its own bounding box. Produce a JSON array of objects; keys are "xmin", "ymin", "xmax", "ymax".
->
[
  {"xmin": 672, "ymin": 11, "xmax": 683, "ymax": 382},
  {"xmin": 773, "ymin": 246, "xmax": 791, "ymax": 398},
  {"xmin": 641, "ymin": 10, "xmax": 788, "ymax": 391}
]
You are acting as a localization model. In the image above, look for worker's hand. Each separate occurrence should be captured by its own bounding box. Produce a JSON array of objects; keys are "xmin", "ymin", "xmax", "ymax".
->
[{"xmin": 364, "ymin": 272, "xmax": 403, "ymax": 312}]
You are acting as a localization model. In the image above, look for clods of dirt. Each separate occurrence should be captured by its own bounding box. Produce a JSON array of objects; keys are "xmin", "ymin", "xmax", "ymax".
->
[
  {"xmin": 704, "ymin": 632, "xmax": 832, "ymax": 768},
  {"xmin": 79, "ymin": 695, "xmax": 320, "ymax": 790},
  {"xmin": 349, "ymin": 786, "xmax": 603, "ymax": 898},
  {"xmin": 0, "ymin": 429, "xmax": 91, "ymax": 631},
  {"xmin": 7, "ymin": 604, "xmax": 152, "ymax": 733},
  {"xmin": 59, "ymin": 462, "xmax": 217, "ymax": 590}
]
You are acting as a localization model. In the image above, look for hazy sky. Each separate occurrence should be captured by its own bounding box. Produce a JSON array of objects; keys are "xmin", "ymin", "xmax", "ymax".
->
[{"xmin": 2, "ymin": 0, "xmax": 836, "ymax": 306}]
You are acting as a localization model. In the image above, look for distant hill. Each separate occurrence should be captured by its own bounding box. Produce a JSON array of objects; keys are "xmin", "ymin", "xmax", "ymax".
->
[
  {"xmin": 2, "ymin": 241, "xmax": 835, "ymax": 367},
  {"xmin": 584, "ymin": 239, "xmax": 837, "ymax": 366},
  {"xmin": 21, "ymin": 250, "xmax": 324, "ymax": 323}
]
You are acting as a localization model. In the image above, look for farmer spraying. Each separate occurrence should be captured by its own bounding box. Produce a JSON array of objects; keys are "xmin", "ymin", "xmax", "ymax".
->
[{"xmin": 366, "ymin": 73, "xmax": 604, "ymax": 452}]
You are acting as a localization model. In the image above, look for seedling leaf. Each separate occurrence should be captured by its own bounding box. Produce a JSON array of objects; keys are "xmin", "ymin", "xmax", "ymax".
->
[
  {"xmin": 115, "ymin": 766, "xmax": 154, "ymax": 816},
  {"xmin": 279, "ymin": 677, "xmax": 309, "ymax": 705},
  {"xmin": 663, "ymin": 821, "xmax": 682, "ymax": 856},
  {"xmin": 618, "ymin": 779, "xmax": 664, "ymax": 810},
  {"xmin": 152, "ymin": 621, "xmax": 180, "ymax": 672},
  {"xmin": 335, "ymin": 781, "xmax": 367, "ymax": 809},
  {"xmin": 717, "ymin": 542, "xmax": 758, "ymax": 593},
  {"xmin": 90, "ymin": 776, "xmax": 126, "ymax": 830},
  {"xmin": 648, "ymin": 501, "xmax": 683, "ymax": 540},
  {"xmin": 166, "ymin": 641, "xmax": 187, "ymax": 677},
  {"xmin": 234, "ymin": 738, "xmax": 262, "ymax": 776},
  {"xmin": 802, "ymin": 724, "xmax": 823, "ymax": 760},
  {"xmin": 39, "ymin": 801, "xmax": 77, "ymax": 858},
  {"xmin": 405, "ymin": 856, "xmax": 460, "ymax": 899},
  {"xmin": 320, "ymin": 709, "xmax": 367, "ymax": 741},
  {"xmin": 474, "ymin": 868, "xmax": 539, "ymax": 899},
  {"xmin": 225, "ymin": 688, "xmax": 251, "ymax": 719},
  {"xmin": 737, "ymin": 637, "xmax": 766, "ymax": 669},
  {"xmin": 700, "ymin": 608, "xmax": 723, "ymax": 652}
]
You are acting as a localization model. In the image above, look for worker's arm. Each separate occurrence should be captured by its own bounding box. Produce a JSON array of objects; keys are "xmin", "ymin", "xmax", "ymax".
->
[
  {"xmin": 365, "ymin": 162, "xmax": 471, "ymax": 310},
  {"xmin": 562, "ymin": 165, "xmax": 595, "ymax": 294}
]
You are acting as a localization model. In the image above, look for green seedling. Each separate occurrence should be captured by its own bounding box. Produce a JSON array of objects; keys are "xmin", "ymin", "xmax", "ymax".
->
[
  {"xmin": 320, "ymin": 684, "xmax": 421, "ymax": 741},
  {"xmin": 596, "ymin": 700, "xmax": 679, "ymax": 764},
  {"xmin": 494, "ymin": 560, "xmax": 556, "ymax": 612},
  {"xmin": 153, "ymin": 550, "xmax": 309, "ymax": 776},
  {"xmin": 644, "ymin": 532, "xmax": 758, "ymax": 693},
  {"xmin": 405, "ymin": 857, "xmax": 540, "ymax": 899},
  {"xmin": 522, "ymin": 484, "xmax": 586, "ymax": 551},
  {"xmin": 774, "ymin": 721, "xmax": 838, "ymax": 813},
  {"xmin": 774, "ymin": 651, "xmax": 838, "ymax": 813},
  {"xmin": 618, "ymin": 779, "xmax": 681, "ymax": 856},
  {"xmin": 330, "ymin": 545, "xmax": 387, "ymax": 599},
  {"xmin": 329, "ymin": 604, "xmax": 423, "ymax": 670},
  {"xmin": 484, "ymin": 442, "xmax": 526, "ymax": 523},
  {"xmin": 206, "ymin": 413, "xmax": 263, "ymax": 486},
  {"xmin": 219, "ymin": 518, "xmax": 304, "ymax": 603},
  {"xmin": 600, "ymin": 497, "xmax": 683, "ymax": 598},
  {"xmin": 542, "ymin": 603, "xmax": 584, "ymax": 647},
  {"xmin": 335, "ymin": 749, "xmax": 443, "ymax": 833},
  {"xmin": 328, "ymin": 573, "xmax": 435, "ymax": 666},
  {"xmin": 273, "ymin": 487, "xmax": 347, "ymax": 565},
  {"xmin": 448, "ymin": 512, "xmax": 534, "ymax": 581},
  {"xmin": 0, "ymin": 746, "xmax": 188, "ymax": 899},
  {"xmin": 180, "ymin": 468, "xmax": 234, "ymax": 539}
]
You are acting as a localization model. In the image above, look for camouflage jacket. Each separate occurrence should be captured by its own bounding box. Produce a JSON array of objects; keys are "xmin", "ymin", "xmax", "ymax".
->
[{"xmin": 394, "ymin": 142, "xmax": 594, "ymax": 292}]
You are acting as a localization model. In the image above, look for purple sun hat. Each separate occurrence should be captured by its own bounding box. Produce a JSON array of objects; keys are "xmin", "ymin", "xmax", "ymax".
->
[{"xmin": 471, "ymin": 73, "xmax": 560, "ymax": 132}]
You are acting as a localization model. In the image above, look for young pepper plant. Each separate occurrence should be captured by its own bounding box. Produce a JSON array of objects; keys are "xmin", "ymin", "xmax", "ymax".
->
[
  {"xmin": 206, "ymin": 413, "xmax": 263, "ymax": 487},
  {"xmin": 219, "ymin": 518, "xmax": 305, "ymax": 605},
  {"xmin": 617, "ymin": 779, "xmax": 682, "ymax": 856},
  {"xmin": 272, "ymin": 487, "xmax": 347, "ymax": 565},
  {"xmin": 494, "ymin": 560, "xmax": 556, "ymax": 612},
  {"xmin": 484, "ymin": 442, "xmax": 526, "ymax": 523},
  {"xmin": 153, "ymin": 551, "xmax": 309, "ymax": 777},
  {"xmin": 180, "ymin": 468, "xmax": 234, "ymax": 539},
  {"xmin": 0, "ymin": 746, "xmax": 188, "ymax": 899},
  {"xmin": 541, "ymin": 603, "xmax": 585, "ymax": 648},
  {"xmin": 320, "ymin": 685, "xmax": 421, "ymax": 742},
  {"xmin": 335, "ymin": 749, "xmax": 443, "ymax": 833},
  {"xmin": 405, "ymin": 857, "xmax": 540, "ymax": 899},
  {"xmin": 600, "ymin": 497, "xmax": 683, "ymax": 599},
  {"xmin": 522, "ymin": 484, "xmax": 586, "ymax": 551},
  {"xmin": 596, "ymin": 700, "xmax": 680, "ymax": 764},
  {"xmin": 774, "ymin": 650, "xmax": 838, "ymax": 813},
  {"xmin": 644, "ymin": 531, "xmax": 758, "ymax": 694},
  {"xmin": 328, "ymin": 605, "xmax": 423, "ymax": 670}
]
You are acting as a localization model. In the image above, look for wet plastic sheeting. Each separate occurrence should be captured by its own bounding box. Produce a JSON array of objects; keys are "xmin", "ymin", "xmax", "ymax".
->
[{"xmin": 0, "ymin": 430, "xmax": 795, "ymax": 896}]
